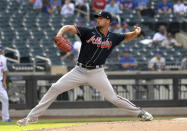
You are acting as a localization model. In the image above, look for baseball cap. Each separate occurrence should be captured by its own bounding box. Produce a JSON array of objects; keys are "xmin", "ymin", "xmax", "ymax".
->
[
  {"xmin": 123, "ymin": 49, "xmax": 130, "ymax": 53},
  {"xmin": 94, "ymin": 11, "xmax": 112, "ymax": 21},
  {"xmin": 155, "ymin": 50, "xmax": 162, "ymax": 55},
  {"xmin": 0, "ymin": 45, "xmax": 3, "ymax": 51}
]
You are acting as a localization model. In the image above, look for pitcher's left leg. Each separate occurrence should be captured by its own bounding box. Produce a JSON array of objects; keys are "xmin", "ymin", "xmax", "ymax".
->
[{"xmin": 88, "ymin": 69, "xmax": 153, "ymax": 120}]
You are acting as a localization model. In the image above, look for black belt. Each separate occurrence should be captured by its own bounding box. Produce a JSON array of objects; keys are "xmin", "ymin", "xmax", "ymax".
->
[{"xmin": 77, "ymin": 62, "xmax": 103, "ymax": 70}]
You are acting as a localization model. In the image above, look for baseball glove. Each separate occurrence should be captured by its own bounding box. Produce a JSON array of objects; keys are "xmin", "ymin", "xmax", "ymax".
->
[{"xmin": 53, "ymin": 36, "xmax": 72, "ymax": 52}]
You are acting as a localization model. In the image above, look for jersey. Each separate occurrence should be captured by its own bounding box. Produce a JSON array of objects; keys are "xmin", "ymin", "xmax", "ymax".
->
[
  {"xmin": 0, "ymin": 55, "xmax": 7, "ymax": 81},
  {"xmin": 75, "ymin": 26, "xmax": 125, "ymax": 66}
]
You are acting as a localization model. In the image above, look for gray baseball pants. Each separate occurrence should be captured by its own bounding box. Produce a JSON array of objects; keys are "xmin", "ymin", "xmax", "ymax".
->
[
  {"xmin": 0, "ymin": 81, "xmax": 10, "ymax": 121},
  {"xmin": 27, "ymin": 66, "xmax": 142, "ymax": 119}
]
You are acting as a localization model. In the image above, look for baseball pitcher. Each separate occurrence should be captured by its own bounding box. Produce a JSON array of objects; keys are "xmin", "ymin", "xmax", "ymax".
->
[{"xmin": 17, "ymin": 11, "xmax": 153, "ymax": 126}]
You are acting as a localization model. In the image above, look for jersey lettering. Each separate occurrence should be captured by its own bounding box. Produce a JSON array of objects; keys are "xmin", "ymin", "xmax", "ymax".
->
[{"xmin": 86, "ymin": 35, "xmax": 112, "ymax": 49}]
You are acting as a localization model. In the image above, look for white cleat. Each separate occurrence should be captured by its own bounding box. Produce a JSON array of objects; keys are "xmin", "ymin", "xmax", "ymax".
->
[
  {"xmin": 138, "ymin": 111, "xmax": 153, "ymax": 121},
  {"xmin": 17, "ymin": 117, "xmax": 38, "ymax": 126}
]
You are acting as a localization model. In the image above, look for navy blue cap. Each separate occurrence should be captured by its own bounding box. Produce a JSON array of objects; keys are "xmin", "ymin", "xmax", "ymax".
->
[
  {"xmin": 94, "ymin": 11, "xmax": 112, "ymax": 21},
  {"xmin": 0, "ymin": 45, "xmax": 3, "ymax": 51},
  {"xmin": 123, "ymin": 49, "xmax": 130, "ymax": 53},
  {"xmin": 155, "ymin": 50, "xmax": 162, "ymax": 54}
]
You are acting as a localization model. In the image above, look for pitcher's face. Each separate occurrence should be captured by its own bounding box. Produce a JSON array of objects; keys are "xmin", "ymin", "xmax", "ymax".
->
[{"xmin": 96, "ymin": 17, "xmax": 110, "ymax": 28}]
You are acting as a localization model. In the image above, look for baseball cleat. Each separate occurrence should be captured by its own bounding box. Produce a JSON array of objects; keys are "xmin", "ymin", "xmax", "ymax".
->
[
  {"xmin": 17, "ymin": 117, "xmax": 38, "ymax": 126},
  {"xmin": 138, "ymin": 111, "xmax": 153, "ymax": 121}
]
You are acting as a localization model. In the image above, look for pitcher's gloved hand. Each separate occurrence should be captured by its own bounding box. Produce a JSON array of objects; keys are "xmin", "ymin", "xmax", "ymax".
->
[{"xmin": 53, "ymin": 36, "xmax": 72, "ymax": 52}]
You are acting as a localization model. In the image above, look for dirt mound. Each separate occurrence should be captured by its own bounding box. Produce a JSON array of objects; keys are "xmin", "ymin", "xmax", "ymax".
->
[{"xmin": 36, "ymin": 119, "xmax": 187, "ymax": 131}]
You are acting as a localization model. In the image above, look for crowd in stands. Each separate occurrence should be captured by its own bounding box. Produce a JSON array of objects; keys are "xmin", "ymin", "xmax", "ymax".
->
[
  {"xmin": 118, "ymin": 24, "xmax": 185, "ymax": 71},
  {"xmin": 3, "ymin": 0, "xmax": 186, "ymax": 16},
  {"xmin": 1, "ymin": 0, "xmax": 187, "ymax": 72},
  {"xmin": 118, "ymin": 48, "xmax": 187, "ymax": 71}
]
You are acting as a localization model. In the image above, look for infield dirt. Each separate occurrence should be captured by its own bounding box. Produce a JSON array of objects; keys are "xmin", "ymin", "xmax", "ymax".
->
[{"xmin": 34, "ymin": 119, "xmax": 187, "ymax": 131}]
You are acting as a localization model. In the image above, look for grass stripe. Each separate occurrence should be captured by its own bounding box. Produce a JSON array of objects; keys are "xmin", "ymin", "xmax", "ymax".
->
[
  {"xmin": 0, "ymin": 123, "xmax": 83, "ymax": 131},
  {"xmin": 0, "ymin": 117, "xmax": 182, "ymax": 131}
]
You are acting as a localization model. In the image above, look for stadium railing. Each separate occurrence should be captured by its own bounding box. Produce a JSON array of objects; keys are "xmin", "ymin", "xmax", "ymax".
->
[{"xmin": 5, "ymin": 71, "xmax": 187, "ymax": 109}]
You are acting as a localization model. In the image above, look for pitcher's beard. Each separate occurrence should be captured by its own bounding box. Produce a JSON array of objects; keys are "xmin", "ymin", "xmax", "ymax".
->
[{"xmin": 96, "ymin": 25, "xmax": 104, "ymax": 30}]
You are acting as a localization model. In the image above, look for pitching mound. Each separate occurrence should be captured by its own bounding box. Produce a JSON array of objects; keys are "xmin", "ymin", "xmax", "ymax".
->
[{"xmin": 37, "ymin": 119, "xmax": 187, "ymax": 131}]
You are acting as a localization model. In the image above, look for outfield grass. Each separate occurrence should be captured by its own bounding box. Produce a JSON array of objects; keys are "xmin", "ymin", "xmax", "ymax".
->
[{"xmin": 0, "ymin": 117, "xmax": 180, "ymax": 131}]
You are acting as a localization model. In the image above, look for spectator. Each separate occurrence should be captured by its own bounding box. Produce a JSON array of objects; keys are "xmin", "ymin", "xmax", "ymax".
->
[
  {"xmin": 152, "ymin": 25, "xmax": 167, "ymax": 44},
  {"xmin": 115, "ymin": 0, "xmax": 123, "ymax": 9},
  {"xmin": 123, "ymin": 0, "xmax": 136, "ymax": 10},
  {"xmin": 136, "ymin": 0, "xmax": 149, "ymax": 10},
  {"xmin": 41, "ymin": 0, "xmax": 55, "ymax": 15},
  {"xmin": 148, "ymin": 50, "xmax": 166, "ymax": 71},
  {"xmin": 161, "ymin": 33, "xmax": 183, "ymax": 48},
  {"xmin": 50, "ymin": 0, "xmax": 62, "ymax": 10},
  {"xmin": 119, "ymin": 49, "xmax": 137, "ymax": 71},
  {"xmin": 75, "ymin": 0, "xmax": 87, "ymax": 17},
  {"xmin": 60, "ymin": 0, "xmax": 75, "ymax": 17},
  {"xmin": 119, "ymin": 20, "xmax": 130, "ymax": 33},
  {"xmin": 181, "ymin": 53, "xmax": 187, "ymax": 70},
  {"xmin": 138, "ymin": 2, "xmax": 155, "ymax": 18},
  {"xmin": 104, "ymin": 0, "xmax": 121, "ymax": 15},
  {"xmin": 174, "ymin": 0, "xmax": 186, "ymax": 15},
  {"xmin": 158, "ymin": 0, "xmax": 172, "ymax": 14},
  {"xmin": 92, "ymin": 0, "xmax": 107, "ymax": 14},
  {"xmin": 34, "ymin": 0, "xmax": 43, "ymax": 9},
  {"xmin": 109, "ymin": 20, "xmax": 120, "ymax": 33}
]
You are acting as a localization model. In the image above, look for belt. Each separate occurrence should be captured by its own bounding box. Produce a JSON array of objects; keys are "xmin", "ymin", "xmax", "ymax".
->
[{"xmin": 77, "ymin": 62, "xmax": 103, "ymax": 70}]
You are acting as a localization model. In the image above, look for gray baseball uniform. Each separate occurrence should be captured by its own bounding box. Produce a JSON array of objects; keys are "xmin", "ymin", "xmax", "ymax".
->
[
  {"xmin": 0, "ymin": 54, "xmax": 10, "ymax": 121},
  {"xmin": 26, "ymin": 26, "xmax": 143, "ymax": 120}
]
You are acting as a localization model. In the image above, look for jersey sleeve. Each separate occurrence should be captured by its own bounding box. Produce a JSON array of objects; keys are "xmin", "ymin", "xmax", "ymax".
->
[
  {"xmin": 75, "ymin": 26, "xmax": 91, "ymax": 41},
  {"xmin": 115, "ymin": 33, "xmax": 126, "ymax": 45}
]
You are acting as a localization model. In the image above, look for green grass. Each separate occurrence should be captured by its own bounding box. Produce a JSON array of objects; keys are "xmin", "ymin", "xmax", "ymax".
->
[
  {"xmin": 0, "ymin": 117, "xmax": 183, "ymax": 131},
  {"xmin": 0, "ymin": 123, "xmax": 83, "ymax": 131}
]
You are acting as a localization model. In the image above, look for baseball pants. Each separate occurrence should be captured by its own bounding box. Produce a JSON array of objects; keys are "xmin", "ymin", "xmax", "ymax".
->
[
  {"xmin": 0, "ymin": 81, "xmax": 10, "ymax": 121},
  {"xmin": 27, "ymin": 66, "xmax": 142, "ymax": 119}
]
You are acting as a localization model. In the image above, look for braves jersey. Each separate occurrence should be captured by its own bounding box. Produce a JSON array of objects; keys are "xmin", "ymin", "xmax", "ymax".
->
[{"xmin": 75, "ymin": 26, "xmax": 125, "ymax": 66}]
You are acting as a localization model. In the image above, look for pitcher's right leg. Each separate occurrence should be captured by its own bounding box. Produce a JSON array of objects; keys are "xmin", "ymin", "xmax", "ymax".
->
[{"xmin": 17, "ymin": 66, "xmax": 86, "ymax": 126}]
